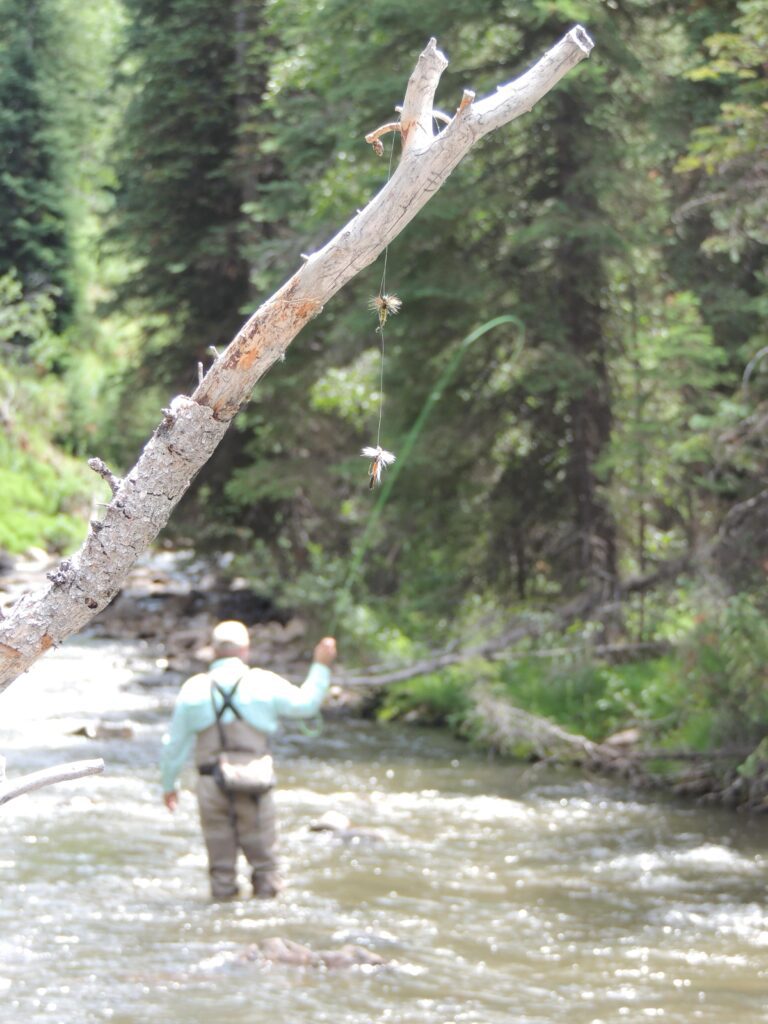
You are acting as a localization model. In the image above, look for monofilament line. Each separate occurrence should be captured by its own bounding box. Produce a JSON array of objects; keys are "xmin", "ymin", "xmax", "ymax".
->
[{"xmin": 375, "ymin": 133, "xmax": 397, "ymax": 446}]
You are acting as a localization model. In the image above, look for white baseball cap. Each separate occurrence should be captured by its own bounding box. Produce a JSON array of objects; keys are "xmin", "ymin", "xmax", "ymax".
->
[{"xmin": 212, "ymin": 620, "xmax": 250, "ymax": 648}]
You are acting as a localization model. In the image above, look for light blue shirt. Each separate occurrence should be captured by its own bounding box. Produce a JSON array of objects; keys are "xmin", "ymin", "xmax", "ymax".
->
[{"xmin": 161, "ymin": 657, "xmax": 331, "ymax": 792}]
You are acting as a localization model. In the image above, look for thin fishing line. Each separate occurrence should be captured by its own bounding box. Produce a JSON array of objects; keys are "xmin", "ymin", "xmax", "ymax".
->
[
  {"xmin": 378, "ymin": 132, "xmax": 396, "ymax": 295},
  {"xmin": 375, "ymin": 133, "xmax": 397, "ymax": 447},
  {"xmin": 376, "ymin": 322, "xmax": 385, "ymax": 446}
]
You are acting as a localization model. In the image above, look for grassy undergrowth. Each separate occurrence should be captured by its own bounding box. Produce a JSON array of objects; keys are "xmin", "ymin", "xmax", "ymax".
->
[
  {"xmin": 0, "ymin": 357, "xmax": 96, "ymax": 554},
  {"xmin": 377, "ymin": 654, "xmax": 683, "ymax": 743},
  {"xmin": 0, "ymin": 430, "xmax": 92, "ymax": 553},
  {"xmin": 376, "ymin": 592, "xmax": 768, "ymax": 767}
]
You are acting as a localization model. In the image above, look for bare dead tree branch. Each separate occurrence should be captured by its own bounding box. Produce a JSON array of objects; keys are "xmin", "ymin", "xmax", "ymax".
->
[
  {"xmin": 335, "ymin": 640, "xmax": 674, "ymax": 688},
  {"xmin": 0, "ymin": 28, "xmax": 594, "ymax": 692},
  {"xmin": 0, "ymin": 757, "xmax": 104, "ymax": 807}
]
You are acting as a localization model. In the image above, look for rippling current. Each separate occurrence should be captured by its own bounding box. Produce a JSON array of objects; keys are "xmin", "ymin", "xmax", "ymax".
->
[{"xmin": 2, "ymin": 638, "xmax": 768, "ymax": 1024}]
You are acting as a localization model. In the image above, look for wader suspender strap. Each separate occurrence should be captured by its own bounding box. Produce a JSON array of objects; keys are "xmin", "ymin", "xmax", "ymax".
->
[
  {"xmin": 209, "ymin": 674, "xmax": 246, "ymax": 835},
  {"xmin": 210, "ymin": 678, "xmax": 244, "ymax": 753}
]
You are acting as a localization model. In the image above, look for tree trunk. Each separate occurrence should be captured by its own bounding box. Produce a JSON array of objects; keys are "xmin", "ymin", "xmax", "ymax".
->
[
  {"xmin": 0, "ymin": 28, "xmax": 594, "ymax": 692},
  {"xmin": 554, "ymin": 89, "xmax": 618, "ymax": 591}
]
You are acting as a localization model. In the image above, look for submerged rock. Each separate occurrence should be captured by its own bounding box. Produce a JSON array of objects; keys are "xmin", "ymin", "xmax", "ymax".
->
[
  {"xmin": 309, "ymin": 809, "xmax": 386, "ymax": 843},
  {"xmin": 309, "ymin": 809, "xmax": 352, "ymax": 832},
  {"xmin": 243, "ymin": 936, "xmax": 387, "ymax": 969}
]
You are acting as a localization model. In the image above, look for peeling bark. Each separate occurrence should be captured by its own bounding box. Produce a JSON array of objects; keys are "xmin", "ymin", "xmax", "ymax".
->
[{"xmin": 0, "ymin": 28, "xmax": 594, "ymax": 692}]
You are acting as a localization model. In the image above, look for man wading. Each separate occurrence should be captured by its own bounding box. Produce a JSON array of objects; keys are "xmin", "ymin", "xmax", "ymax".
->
[{"xmin": 161, "ymin": 620, "xmax": 337, "ymax": 900}]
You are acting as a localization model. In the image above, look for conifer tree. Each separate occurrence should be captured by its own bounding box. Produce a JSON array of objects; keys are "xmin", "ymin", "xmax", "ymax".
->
[
  {"xmin": 0, "ymin": 0, "xmax": 74, "ymax": 326},
  {"xmin": 112, "ymin": 0, "xmax": 257, "ymax": 386}
]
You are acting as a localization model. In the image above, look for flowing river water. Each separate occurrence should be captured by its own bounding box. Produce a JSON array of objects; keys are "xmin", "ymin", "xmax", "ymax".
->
[{"xmin": 2, "ymin": 637, "xmax": 768, "ymax": 1024}]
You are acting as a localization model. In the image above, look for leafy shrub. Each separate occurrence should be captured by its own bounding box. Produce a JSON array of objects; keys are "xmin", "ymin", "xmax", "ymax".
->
[
  {"xmin": 377, "ymin": 663, "xmax": 476, "ymax": 727},
  {"xmin": 674, "ymin": 593, "xmax": 768, "ymax": 747}
]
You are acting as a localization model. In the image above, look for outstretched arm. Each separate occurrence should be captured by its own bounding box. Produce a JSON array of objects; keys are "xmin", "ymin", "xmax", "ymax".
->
[{"xmin": 271, "ymin": 637, "xmax": 337, "ymax": 719}]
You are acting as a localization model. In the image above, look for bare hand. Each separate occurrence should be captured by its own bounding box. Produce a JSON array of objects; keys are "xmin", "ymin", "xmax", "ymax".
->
[
  {"xmin": 164, "ymin": 791, "xmax": 178, "ymax": 813},
  {"xmin": 313, "ymin": 637, "xmax": 337, "ymax": 666}
]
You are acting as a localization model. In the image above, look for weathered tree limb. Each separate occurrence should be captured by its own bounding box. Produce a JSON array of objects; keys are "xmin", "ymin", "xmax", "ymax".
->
[
  {"xmin": 191, "ymin": 28, "xmax": 593, "ymax": 420},
  {"xmin": 0, "ymin": 28, "xmax": 594, "ymax": 692},
  {"xmin": 464, "ymin": 691, "xmax": 752, "ymax": 775},
  {"xmin": 335, "ymin": 639, "xmax": 673, "ymax": 688},
  {"xmin": 0, "ymin": 756, "xmax": 104, "ymax": 807},
  {"xmin": 468, "ymin": 686, "xmax": 606, "ymax": 763},
  {"xmin": 335, "ymin": 616, "xmax": 548, "ymax": 687}
]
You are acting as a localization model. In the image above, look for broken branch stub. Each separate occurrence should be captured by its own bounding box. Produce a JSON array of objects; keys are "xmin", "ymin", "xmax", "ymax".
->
[
  {"xmin": 399, "ymin": 36, "xmax": 449, "ymax": 151},
  {"xmin": 0, "ymin": 26, "xmax": 594, "ymax": 691}
]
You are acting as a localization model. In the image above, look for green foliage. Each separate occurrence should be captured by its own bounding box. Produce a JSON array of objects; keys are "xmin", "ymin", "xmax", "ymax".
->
[
  {"xmin": 377, "ymin": 644, "xmax": 683, "ymax": 744},
  {"xmin": 602, "ymin": 289, "xmax": 732, "ymax": 575},
  {"xmin": 0, "ymin": 0, "xmax": 118, "ymax": 335},
  {"xmin": 0, "ymin": 0, "xmax": 73, "ymax": 323},
  {"xmin": 0, "ymin": 437, "xmax": 89, "ymax": 554},
  {"xmin": 0, "ymin": 269, "xmax": 57, "ymax": 350},
  {"xmin": 310, "ymin": 349, "xmax": 381, "ymax": 424},
  {"xmin": 674, "ymin": 592, "xmax": 768, "ymax": 747},
  {"xmin": 377, "ymin": 665, "xmax": 475, "ymax": 727},
  {"xmin": 109, "ymin": 0, "xmax": 276, "ymax": 392},
  {"xmin": 677, "ymin": 0, "xmax": 768, "ymax": 257},
  {"xmin": 0, "ymin": 273, "xmax": 96, "ymax": 553},
  {"xmin": 94, "ymin": 0, "xmax": 767, "ymax": 654},
  {"xmin": 737, "ymin": 736, "xmax": 768, "ymax": 780},
  {"xmin": 493, "ymin": 652, "xmax": 681, "ymax": 741}
]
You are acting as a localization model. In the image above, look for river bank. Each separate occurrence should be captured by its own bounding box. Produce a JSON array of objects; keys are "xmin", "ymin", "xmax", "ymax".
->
[{"xmin": 2, "ymin": 548, "xmax": 766, "ymax": 814}]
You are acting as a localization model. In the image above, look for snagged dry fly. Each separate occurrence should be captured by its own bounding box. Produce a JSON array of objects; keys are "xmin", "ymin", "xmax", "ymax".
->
[
  {"xmin": 368, "ymin": 293, "xmax": 402, "ymax": 332},
  {"xmin": 361, "ymin": 445, "xmax": 396, "ymax": 489}
]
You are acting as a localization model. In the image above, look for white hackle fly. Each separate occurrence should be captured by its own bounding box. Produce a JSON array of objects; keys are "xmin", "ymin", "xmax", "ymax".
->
[
  {"xmin": 361, "ymin": 445, "xmax": 396, "ymax": 489},
  {"xmin": 368, "ymin": 292, "xmax": 402, "ymax": 332}
]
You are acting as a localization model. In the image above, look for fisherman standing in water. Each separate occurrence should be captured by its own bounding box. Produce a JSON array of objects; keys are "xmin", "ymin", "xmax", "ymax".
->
[{"xmin": 161, "ymin": 620, "xmax": 337, "ymax": 900}]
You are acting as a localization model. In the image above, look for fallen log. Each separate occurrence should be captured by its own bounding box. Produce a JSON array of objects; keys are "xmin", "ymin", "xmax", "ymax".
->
[
  {"xmin": 461, "ymin": 689, "xmax": 754, "ymax": 778},
  {"xmin": 466, "ymin": 686, "xmax": 609, "ymax": 764}
]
